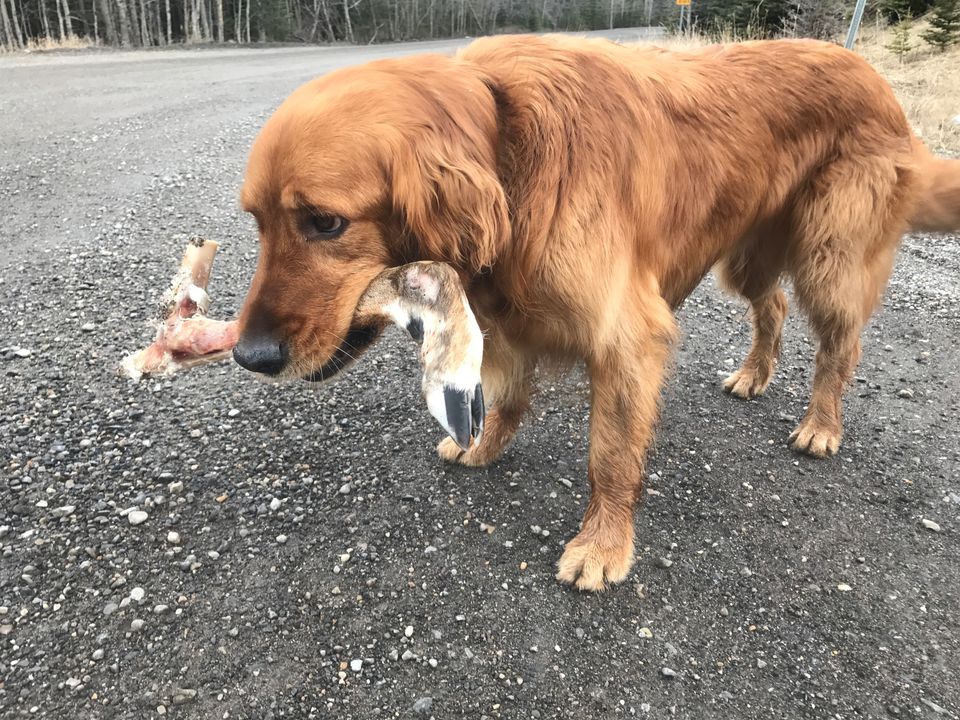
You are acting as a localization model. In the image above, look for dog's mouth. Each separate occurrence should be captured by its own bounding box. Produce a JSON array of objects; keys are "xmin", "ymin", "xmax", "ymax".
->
[{"xmin": 302, "ymin": 324, "xmax": 382, "ymax": 383}]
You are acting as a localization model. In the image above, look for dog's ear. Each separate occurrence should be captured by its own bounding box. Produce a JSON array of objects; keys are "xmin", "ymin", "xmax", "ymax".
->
[{"xmin": 391, "ymin": 75, "xmax": 510, "ymax": 273}]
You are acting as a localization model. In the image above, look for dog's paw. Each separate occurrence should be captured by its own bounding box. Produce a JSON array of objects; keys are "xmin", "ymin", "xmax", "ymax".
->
[
  {"xmin": 789, "ymin": 417, "xmax": 841, "ymax": 458},
  {"xmin": 555, "ymin": 533, "xmax": 634, "ymax": 592},
  {"xmin": 722, "ymin": 363, "xmax": 774, "ymax": 399},
  {"xmin": 436, "ymin": 436, "xmax": 490, "ymax": 467}
]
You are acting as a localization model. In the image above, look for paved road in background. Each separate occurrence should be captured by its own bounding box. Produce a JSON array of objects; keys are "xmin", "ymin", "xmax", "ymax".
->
[{"xmin": 1, "ymin": 31, "xmax": 958, "ymax": 719}]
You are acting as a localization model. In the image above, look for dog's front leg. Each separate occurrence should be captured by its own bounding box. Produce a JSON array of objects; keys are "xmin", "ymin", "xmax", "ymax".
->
[{"xmin": 556, "ymin": 298, "xmax": 675, "ymax": 591}]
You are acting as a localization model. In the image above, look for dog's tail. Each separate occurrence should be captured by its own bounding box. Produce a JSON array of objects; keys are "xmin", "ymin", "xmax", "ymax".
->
[{"xmin": 909, "ymin": 141, "xmax": 960, "ymax": 233}]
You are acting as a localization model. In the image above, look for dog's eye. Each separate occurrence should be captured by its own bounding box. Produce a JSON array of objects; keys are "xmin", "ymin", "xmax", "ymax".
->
[{"xmin": 302, "ymin": 212, "xmax": 347, "ymax": 241}]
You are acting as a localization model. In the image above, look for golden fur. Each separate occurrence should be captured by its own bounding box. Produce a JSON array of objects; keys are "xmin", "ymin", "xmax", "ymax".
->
[{"xmin": 237, "ymin": 35, "xmax": 960, "ymax": 591}]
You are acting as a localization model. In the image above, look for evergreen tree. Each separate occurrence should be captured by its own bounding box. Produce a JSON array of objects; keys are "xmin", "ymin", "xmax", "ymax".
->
[
  {"xmin": 922, "ymin": 0, "xmax": 960, "ymax": 51},
  {"xmin": 887, "ymin": 11, "xmax": 914, "ymax": 62}
]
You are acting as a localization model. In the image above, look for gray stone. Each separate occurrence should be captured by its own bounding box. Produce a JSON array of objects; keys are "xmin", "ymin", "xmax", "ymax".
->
[
  {"xmin": 412, "ymin": 697, "xmax": 433, "ymax": 715},
  {"xmin": 172, "ymin": 688, "xmax": 197, "ymax": 705}
]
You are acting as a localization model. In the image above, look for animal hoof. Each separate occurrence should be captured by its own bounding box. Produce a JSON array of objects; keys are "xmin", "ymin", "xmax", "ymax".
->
[{"xmin": 426, "ymin": 383, "xmax": 485, "ymax": 450}]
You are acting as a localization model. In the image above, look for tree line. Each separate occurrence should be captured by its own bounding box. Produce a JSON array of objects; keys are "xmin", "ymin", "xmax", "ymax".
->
[
  {"xmin": 0, "ymin": 0, "xmax": 950, "ymax": 51},
  {"xmin": 0, "ymin": 0, "xmax": 663, "ymax": 48}
]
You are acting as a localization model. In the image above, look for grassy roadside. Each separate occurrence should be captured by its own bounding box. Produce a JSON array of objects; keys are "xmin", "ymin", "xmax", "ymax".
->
[{"xmin": 858, "ymin": 21, "xmax": 960, "ymax": 154}]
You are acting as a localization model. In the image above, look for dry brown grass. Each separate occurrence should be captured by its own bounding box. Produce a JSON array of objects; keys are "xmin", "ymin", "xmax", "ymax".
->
[
  {"xmin": 653, "ymin": 21, "xmax": 960, "ymax": 155},
  {"xmin": 20, "ymin": 35, "xmax": 95, "ymax": 53},
  {"xmin": 859, "ymin": 21, "xmax": 960, "ymax": 154}
]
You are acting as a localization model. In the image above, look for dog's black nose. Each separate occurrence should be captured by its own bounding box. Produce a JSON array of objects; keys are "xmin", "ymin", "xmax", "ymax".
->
[{"xmin": 233, "ymin": 331, "xmax": 288, "ymax": 375}]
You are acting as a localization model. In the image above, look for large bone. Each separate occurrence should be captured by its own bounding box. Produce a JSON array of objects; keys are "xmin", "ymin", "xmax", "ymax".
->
[
  {"xmin": 120, "ymin": 242, "xmax": 484, "ymax": 448},
  {"xmin": 120, "ymin": 238, "xmax": 239, "ymax": 381}
]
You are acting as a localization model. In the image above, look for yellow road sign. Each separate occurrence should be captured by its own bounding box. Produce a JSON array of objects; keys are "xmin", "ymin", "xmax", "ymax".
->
[{"xmin": 676, "ymin": 0, "xmax": 690, "ymax": 5}]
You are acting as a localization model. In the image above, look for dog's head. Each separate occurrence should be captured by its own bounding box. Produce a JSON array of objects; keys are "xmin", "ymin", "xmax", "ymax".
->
[{"xmin": 234, "ymin": 55, "xmax": 509, "ymax": 381}]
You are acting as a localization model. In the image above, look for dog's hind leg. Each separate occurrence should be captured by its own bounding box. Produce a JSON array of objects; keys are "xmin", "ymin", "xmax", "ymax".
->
[
  {"xmin": 437, "ymin": 330, "xmax": 533, "ymax": 467},
  {"xmin": 786, "ymin": 156, "xmax": 911, "ymax": 457},
  {"xmin": 717, "ymin": 234, "xmax": 789, "ymax": 399},
  {"xmin": 724, "ymin": 289, "xmax": 788, "ymax": 398}
]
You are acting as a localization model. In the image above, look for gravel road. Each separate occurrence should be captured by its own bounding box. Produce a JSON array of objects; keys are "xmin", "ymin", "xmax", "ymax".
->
[{"xmin": 1, "ymin": 33, "xmax": 958, "ymax": 720}]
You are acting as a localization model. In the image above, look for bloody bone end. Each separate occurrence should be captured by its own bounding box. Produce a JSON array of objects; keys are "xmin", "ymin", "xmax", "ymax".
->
[{"xmin": 120, "ymin": 239, "xmax": 239, "ymax": 381}]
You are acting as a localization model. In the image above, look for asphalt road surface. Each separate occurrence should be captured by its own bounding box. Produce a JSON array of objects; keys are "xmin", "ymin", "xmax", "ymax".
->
[{"xmin": 1, "ymin": 32, "xmax": 958, "ymax": 720}]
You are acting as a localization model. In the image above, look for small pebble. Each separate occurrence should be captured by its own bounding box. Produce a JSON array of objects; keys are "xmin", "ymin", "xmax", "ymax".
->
[
  {"xmin": 350, "ymin": 659, "xmax": 363, "ymax": 672},
  {"xmin": 404, "ymin": 625, "xmax": 414, "ymax": 637},
  {"xmin": 127, "ymin": 510, "xmax": 149, "ymax": 526},
  {"xmin": 166, "ymin": 531, "xmax": 181, "ymax": 545},
  {"xmin": 661, "ymin": 667, "xmax": 676, "ymax": 678},
  {"xmin": 921, "ymin": 518, "xmax": 941, "ymax": 532},
  {"xmin": 837, "ymin": 583, "xmax": 852, "ymax": 592},
  {"xmin": 269, "ymin": 497, "xmax": 281, "ymax": 512},
  {"xmin": 657, "ymin": 557, "xmax": 673, "ymax": 568},
  {"xmin": 129, "ymin": 587, "xmax": 145, "ymax": 603},
  {"xmin": 276, "ymin": 534, "xmax": 288, "ymax": 544}
]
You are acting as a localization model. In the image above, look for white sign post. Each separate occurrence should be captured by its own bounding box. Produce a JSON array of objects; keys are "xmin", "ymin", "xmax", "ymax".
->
[{"xmin": 844, "ymin": 0, "xmax": 869, "ymax": 49}]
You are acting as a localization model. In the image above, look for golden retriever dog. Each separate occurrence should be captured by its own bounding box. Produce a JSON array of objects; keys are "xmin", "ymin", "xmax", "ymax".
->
[{"xmin": 233, "ymin": 35, "xmax": 960, "ymax": 591}]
